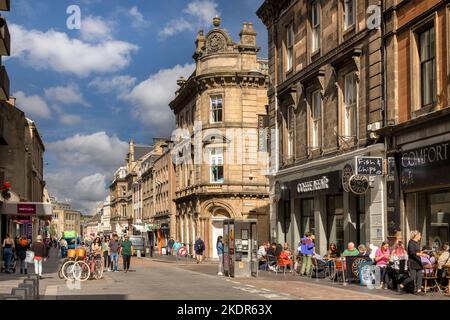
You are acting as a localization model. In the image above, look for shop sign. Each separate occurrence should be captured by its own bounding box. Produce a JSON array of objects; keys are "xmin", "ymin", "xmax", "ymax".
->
[
  {"xmin": 401, "ymin": 141, "xmax": 450, "ymax": 190},
  {"xmin": 342, "ymin": 164, "xmax": 353, "ymax": 193},
  {"xmin": 291, "ymin": 171, "xmax": 342, "ymax": 198},
  {"xmin": 355, "ymin": 156, "xmax": 383, "ymax": 176},
  {"xmin": 348, "ymin": 175, "xmax": 370, "ymax": 195}
]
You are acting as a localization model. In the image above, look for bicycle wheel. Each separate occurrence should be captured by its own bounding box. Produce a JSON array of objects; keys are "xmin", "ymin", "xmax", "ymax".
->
[
  {"xmin": 93, "ymin": 259, "xmax": 104, "ymax": 280},
  {"xmin": 74, "ymin": 261, "xmax": 90, "ymax": 282},
  {"xmin": 62, "ymin": 260, "xmax": 77, "ymax": 281}
]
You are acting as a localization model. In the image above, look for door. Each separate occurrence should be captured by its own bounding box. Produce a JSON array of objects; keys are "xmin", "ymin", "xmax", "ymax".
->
[{"xmin": 212, "ymin": 220, "xmax": 224, "ymax": 258}]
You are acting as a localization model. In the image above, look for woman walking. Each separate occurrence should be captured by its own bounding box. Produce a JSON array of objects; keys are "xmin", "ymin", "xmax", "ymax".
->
[
  {"xmin": 16, "ymin": 236, "xmax": 30, "ymax": 274},
  {"xmin": 216, "ymin": 236, "xmax": 223, "ymax": 276},
  {"xmin": 31, "ymin": 235, "xmax": 48, "ymax": 279},
  {"xmin": 120, "ymin": 235, "xmax": 133, "ymax": 273},
  {"xmin": 2, "ymin": 234, "xmax": 15, "ymax": 273}
]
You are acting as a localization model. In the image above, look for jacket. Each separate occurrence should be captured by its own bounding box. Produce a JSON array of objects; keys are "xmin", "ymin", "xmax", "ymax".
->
[
  {"xmin": 195, "ymin": 239, "xmax": 205, "ymax": 252},
  {"xmin": 31, "ymin": 242, "xmax": 48, "ymax": 258},
  {"xmin": 300, "ymin": 237, "xmax": 315, "ymax": 255},
  {"xmin": 16, "ymin": 241, "xmax": 30, "ymax": 260}
]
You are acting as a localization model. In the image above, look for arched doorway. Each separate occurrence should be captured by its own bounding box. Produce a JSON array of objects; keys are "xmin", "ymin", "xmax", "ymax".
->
[{"xmin": 211, "ymin": 209, "xmax": 230, "ymax": 258}]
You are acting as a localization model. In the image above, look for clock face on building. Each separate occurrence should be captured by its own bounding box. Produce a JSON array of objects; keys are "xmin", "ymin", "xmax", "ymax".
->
[
  {"xmin": 348, "ymin": 175, "xmax": 369, "ymax": 195},
  {"xmin": 342, "ymin": 164, "xmax": 353, "ymax": 193}
]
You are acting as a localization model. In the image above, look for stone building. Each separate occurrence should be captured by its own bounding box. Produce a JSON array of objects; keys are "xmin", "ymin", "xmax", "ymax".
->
[
  {"xmin": 169, "ymin": 17, "xmax": 270, "ymax": 258},
  {"xmin": 379, "ymin": 0, "xmax": 450, "ymax": 249},
  {"xmin": 258, "ymin": 0, "xmax": 386, "ymax": 254},
  {"xmin": 50, "ymin": 199, "xmax": 81, "ymax": 238}
]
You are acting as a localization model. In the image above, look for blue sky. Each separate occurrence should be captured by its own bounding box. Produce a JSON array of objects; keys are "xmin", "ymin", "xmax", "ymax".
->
[{"xmin": 4, "ymin": 0, "xmax": 267, "ymax": 213}]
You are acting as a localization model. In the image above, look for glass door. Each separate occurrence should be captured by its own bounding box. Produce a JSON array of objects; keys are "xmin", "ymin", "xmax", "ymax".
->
[{"xmin": 301, "ymin": 199, "xmax": 315, "ymax": 236}]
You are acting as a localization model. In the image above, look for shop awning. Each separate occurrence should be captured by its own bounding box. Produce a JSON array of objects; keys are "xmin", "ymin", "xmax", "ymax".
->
[{"xmin": 0, "ymin": 202, "xmax": 53, "ymax": 218}]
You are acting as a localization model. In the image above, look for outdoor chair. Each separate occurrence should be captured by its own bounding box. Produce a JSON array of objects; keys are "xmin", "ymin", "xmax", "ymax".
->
[
  {"xmin": 266, "ymin": 254, "xmax": 277, "ymax": 271},
  {"xmin": 423, "ymin": 265, "xmax": 442, "ymax": 294},
  {"xmin": 331, "ymin": 258, "xmax": 346, "ymax": 283}
]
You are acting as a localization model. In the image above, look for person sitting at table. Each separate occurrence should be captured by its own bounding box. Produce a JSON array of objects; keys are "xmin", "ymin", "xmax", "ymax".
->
[
  {"xmin": 325, "ymin": 243, "xmax": 340, "ymax": 259},
  {"xmin": 437, "ymin": 243, "xmax": 450, "ymax": 287},
  {"xmin": 283, "ymin": 242, "xmax": 292, "ymax": 256},
  {"xmin": 278, "ymin": 246, "xmax": 293, "ymax": 272},
  {"xmin": 388, "ymin": 241, "xmax": 408, "ymax": 290},
  {"xmin": 342, "ymin": 242, "xmax": 359, "ymax": 257},
  {"xmin": 266, "ymin": 243, "xmax": 278, "ymax": 271},
  {"xmin": 375, "ymin": 241, "xmax": 391, "ymax": 289},
  {"xmin": 358, "ymin": 244, "xmax": 370, "ymax": 257},
  {"xmin": 257, "ymin": 242, "xmax": 268, "ymax": 270},
  {"xmin": 421, "ymin": 246, "xmax": 436, "ymax": 276}
]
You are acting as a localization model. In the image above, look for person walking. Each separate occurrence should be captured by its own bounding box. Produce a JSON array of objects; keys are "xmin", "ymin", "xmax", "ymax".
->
[
  {"xmin": 194, "ymin": 236, "xmax": 205, "ymax": 264},
  {"xmin": 216, "ymin": 236, "xmax": 224, "ymax": 276},
  {"xmin": 2, "ymin": 234, "xmax": 15, "ymax": 273},
  {"xmin": 31, "ymin": 235, "xmax": 48, "ymax": 279},
  {"xmin": 102, "ymin": 236, "xmax": 111, "ymax": 272},
  {"xmin": 16, "ymin": 236, "xmax": 30, "ymax": 274},
  {"xmin": 299, "ymin": 232, "xmax": 315, "ymax": 276},
  {"xmin": 109, "ymin": 234, "xmax": 120, "ymax": 272},
  {"xmin": 120, "ymin": 235, "xmax": 133, "ymax": 273},
  {"xmin": 60, "ymin": 237, "xmax": 68, "ymax": 258},
  {"xmin": 167, "ymin": 237, "xmax": 175, "ymax": 256},
  {"xmin": 408, "ymin": 230, "xmax": 427, "ymax": 294}
]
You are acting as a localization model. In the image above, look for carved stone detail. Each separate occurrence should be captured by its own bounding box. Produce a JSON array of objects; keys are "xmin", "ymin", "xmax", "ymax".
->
[{"xmin": 207, "ymin": 32, "xmax": 226, "ymax": 53}]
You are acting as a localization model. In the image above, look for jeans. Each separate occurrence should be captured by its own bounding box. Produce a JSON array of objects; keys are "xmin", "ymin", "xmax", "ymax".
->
[
  {"xmin": 409, "ymin": 268, "xmax": 424, "ymax": 292},
  {"xmin": 300, "ymin": 254, "xmax": 312, "ymax": 275},
  {"xmin": 122, "ymin": 254, "xmax": 131, "ymax": 270},
  {"xmin": 103, "ymin": 251, "xmax": 110, "ymax": 269},
  {"xmin": 19, "ymin": 258, "xmax": 27, "ymax": 271},
  {"xmin": 34, "ymin": 259, "xmax": 43, "ymax": 276},
  {"xmin": 218, "ymin": 254, "xmax": 223, "ymax": 274},
  {"xmin": 110, "ymin": 252, "xmax": 119, "ymax": 271},
  {"xmin": 61, "ymin": 247, "xmax": 67, "ymax": 258},
  {"xmin": 3, "ymin": 248, "xmax": 13, "ymax": 271}
]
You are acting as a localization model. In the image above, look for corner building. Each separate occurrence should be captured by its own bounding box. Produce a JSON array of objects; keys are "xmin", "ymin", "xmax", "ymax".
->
[{"xmin": 169, "ymin": 17, "xmax": 270, "ymax": 258}]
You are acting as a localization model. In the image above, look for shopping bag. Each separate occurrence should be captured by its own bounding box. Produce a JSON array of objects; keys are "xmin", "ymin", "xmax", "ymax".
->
[{"xmin": 25, "ymin": 251, "xmax": 34, "ymax": 264}]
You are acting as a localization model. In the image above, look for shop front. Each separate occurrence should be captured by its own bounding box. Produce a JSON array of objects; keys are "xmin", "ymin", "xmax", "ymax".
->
[
  {"xmin": 273, "ymin": 144, "xmax": 386, "ymax": 255},
  {"xmin": 400, "ymin": 140, "xmax": 450, "ymax": 250}
]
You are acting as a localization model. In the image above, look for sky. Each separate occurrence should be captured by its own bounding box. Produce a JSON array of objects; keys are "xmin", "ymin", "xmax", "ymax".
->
[{"xmin": 4, "ymin": 0, "xmax": 268, "ymax": 214}]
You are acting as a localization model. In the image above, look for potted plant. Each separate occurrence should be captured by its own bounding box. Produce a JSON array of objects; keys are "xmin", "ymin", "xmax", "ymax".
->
[{"xmin": 0, "ymin": 181, "xmax": 11, "ymax": 202}]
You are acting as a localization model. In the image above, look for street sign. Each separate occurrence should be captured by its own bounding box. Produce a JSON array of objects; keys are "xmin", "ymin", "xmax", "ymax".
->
[
  {"xmin": 178, "ymin": 247, "xmax": 187, "ymax": 257},
  {"xmin": 355, "ymin": 156, "xmax": 383, "ymax": 176}
]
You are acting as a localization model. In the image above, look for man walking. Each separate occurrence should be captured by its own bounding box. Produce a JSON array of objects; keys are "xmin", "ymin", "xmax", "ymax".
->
[
  {"xmin": 194, "ymin": 236, "xmax": 205, "ymax": 264},
  {"xmin": 120, "ymin": 235, "xmax": 133, "ymax": 273},
  {"xmin": 109, "ymin": 234, "xmax": 120, "ymax": 272},
  {"xmin": 300, "ymin": 232, "xmax": 315, "ymax": 276},
  {"xmin": 167, "ymin": 237, "xmax": 175, "ymax": 256}
]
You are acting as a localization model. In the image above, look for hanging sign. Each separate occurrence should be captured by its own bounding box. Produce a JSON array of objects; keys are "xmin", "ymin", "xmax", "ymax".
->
[
  {"xmin": 342, "ymin": 164, "xmax": 353, "ymax": 193},
  {"xmin": 355, "ymin": 156, "xmax": 383, "ymax": 176},
  {"xmin": 348, "ymin": 175, "xmax": 369, "ymax": 195}
]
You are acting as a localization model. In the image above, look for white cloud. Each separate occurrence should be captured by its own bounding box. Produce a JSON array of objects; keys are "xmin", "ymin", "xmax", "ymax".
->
[
  {"xmin": 59, "ymin": 114, "xmax": 82, "ymax": 125},
  {"xmin": 125, "ymin": 63, "xmax": 195, "ymax": 133},
  {"xmin": 74, "ymin": 173, "xmax": 107, "ymax": 202},
  {"xmin": 46, "ymin": 132, "xmax": 129, "ymax": 213},
  {"xmin": 47, "ymin": 131, "xmax": 129, "ymax": 172},
  {"xmin": 128, "ymin": 6, "xmax": 150, "ymax": 29},
  {"xmin": 10, "ymin": 24, "xmax": 139, "ymax": 77},
  {"xmin": 80, "ymin": 15, "xmax": 113, "ymax": 42},
  {"xmin": 13, "ymin": 91, "xmax": 51, "ymax": 119},
  {"xmin": 89, "ymin": 75, "xmax": 137, "ymax": 97},
  {"xmin": 159, "ymin": 0, "xmax": 220, "ymax": 38},
  {"xmin": 45, "ymin": 84, "xmax": 89, "ymax": 106},
  {"xmin": 185, "ymin": 0, "xmax": 219, "ymax": 25}
]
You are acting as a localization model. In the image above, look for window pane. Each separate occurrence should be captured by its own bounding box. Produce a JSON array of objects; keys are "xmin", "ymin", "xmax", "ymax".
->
[{"xmin": 420, "ymin": 30, "xmax": 429, "ymax": 61}]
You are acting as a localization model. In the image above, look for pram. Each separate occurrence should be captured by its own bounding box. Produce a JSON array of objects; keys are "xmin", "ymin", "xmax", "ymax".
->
[{"xmin": 1, "ymin": 254, "xmax": 17, "ymax": 273}]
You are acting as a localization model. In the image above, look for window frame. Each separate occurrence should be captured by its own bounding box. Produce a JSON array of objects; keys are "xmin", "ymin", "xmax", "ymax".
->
[
  {"xmin": 344, "ymin": 72, "xmax": 357, "ymax": 138},
  {"xmin": 344, "ymin": 0, "xmax": 356, "ymax": 31},
  {"xmin": 311, "ymin": 90, "xmax": 322, "ymax": 149},
  {"xmin": 286, "ymin": 23, "xmax": 294, "ymax": 72},
  {"xmin": 210, "ymin": 148, "xmax": 224, "ymax": 184},
  {"xmin": 311, "ymin": 1, "xmax": 321, "ymax": 53},
  {"xmin": 210, "ymin": 95, "xmax": 223, "ymax": 124},
  {"xmin": 287, "ymin": 106, "xmax": 295, "ymax": 159},
  {"xmin": 419, "ymin": 26, "xmax": 437, "ymax": 108}
]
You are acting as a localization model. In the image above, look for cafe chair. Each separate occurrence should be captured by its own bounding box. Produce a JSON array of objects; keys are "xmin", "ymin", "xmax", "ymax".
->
[
  {"xmin": 423, "ymin": 265, "xmax": 442, "ymax": 294},
  {"xmin": 331, "ymin": 258, "xmax": 346, "ymax": 283}
]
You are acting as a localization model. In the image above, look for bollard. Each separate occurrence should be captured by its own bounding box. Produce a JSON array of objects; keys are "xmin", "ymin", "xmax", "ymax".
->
[
  {"xmin": 11, "ymin": 288, "xmax": 28, "ymax": 300},
  {"xmin": 28, "ymin": 274, "xmax": 39, "ymax": 298},
  {"xmin": 24, "ymin": 279, "xmax": 38, "ymax": 299},
  {"xmin": 19, "ymin": 283, "xmax": 34, "ymax": 300}
]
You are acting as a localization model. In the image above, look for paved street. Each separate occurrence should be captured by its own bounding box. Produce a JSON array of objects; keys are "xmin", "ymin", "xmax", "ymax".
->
[{"xmin": 3, "ymin": 249, "xmax": 440, "ymax": 300}]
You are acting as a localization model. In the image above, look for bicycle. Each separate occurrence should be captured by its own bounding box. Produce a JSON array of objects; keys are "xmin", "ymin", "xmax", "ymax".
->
[{"xmin": 72, "ymin": 253, "xmax": 104, "ymax": 281}]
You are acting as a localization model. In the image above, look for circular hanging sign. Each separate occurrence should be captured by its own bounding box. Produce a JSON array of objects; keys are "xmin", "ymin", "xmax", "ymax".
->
[
  {"xmin": 342, "ymin": 164, "xmax": 353, "ymax": 193},
  {"xmin": 348, "ymin": 175, "xmax": 369, "ymax": 195},
  {"xmin": 178, "ymin": 246, "xmax": 187, "ymax": 257}
]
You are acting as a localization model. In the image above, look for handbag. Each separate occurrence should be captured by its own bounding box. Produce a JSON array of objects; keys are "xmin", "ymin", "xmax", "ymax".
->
[{"xmin": 25, "ymin": 250, "xmax": 34, "ymax": 264}]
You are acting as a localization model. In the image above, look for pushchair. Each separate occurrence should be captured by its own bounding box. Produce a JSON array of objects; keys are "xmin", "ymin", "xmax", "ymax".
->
[{"xmin": 1, "ymin": 254, "xmax": 17, "ymax": 273}]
